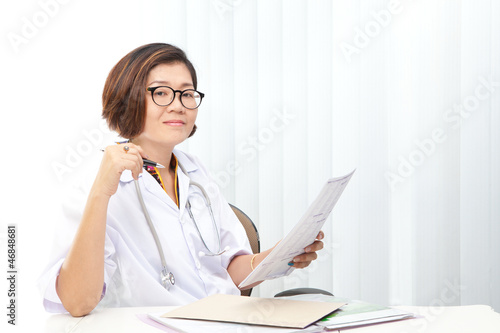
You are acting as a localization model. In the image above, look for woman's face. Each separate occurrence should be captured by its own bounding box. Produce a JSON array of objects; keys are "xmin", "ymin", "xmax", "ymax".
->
[{"xmin": 136, "ymin": 62, "xmax": 198, "ymax": 149}]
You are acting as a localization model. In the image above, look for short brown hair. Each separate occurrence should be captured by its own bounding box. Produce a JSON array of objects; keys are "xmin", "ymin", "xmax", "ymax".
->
[{"xmin": 102, "ymin": 43, "xmax": 198, "ymax": 138}]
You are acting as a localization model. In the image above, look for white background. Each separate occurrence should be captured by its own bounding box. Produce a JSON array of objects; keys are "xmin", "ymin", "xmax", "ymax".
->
[{"xmin": 1, "ymin": 0, "xmax": 499, "ymax": 331}]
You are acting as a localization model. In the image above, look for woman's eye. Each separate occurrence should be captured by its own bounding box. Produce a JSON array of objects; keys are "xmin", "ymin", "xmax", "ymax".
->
[
  {"xmin": 182, "ymin": 91, "xmax": 196, "ymax": 99},
  {"xmin": 154, "ymin": 89, "xmax": 171, "ymax": 98}
]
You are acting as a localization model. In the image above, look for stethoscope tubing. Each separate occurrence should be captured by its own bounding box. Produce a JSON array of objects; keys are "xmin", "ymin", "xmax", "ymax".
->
[{"xmin": 134, "ymin": 161, "xmax": 225, "ymax": 290}]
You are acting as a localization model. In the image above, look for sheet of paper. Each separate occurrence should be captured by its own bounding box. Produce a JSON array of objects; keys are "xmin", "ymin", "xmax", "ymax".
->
[
  {"xmin": 148, "ymin": 313, "xmax": 304, "ymax": 333},
  {"xmin": 160, "ymin": 294, "xmax": 346, "ymax": 329},
  {"xmin": 239, "ymin": 170, "xmax": 355, "ymax": 289},
  {"xmin": 272, "ymin": 294, "xmax": 414, "ymax": 331},
  {"xmin": 308, "ymin": 297, "xmax": 413, "ymax": 329}
]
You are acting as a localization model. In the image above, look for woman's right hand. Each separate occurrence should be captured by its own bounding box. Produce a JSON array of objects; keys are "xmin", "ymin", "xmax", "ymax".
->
[{"xmin": 92, "ymin": 143, "xmax": 147, "ymax": 198}]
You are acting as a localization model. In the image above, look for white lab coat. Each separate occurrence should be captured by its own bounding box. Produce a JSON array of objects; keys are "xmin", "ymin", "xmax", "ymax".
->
[{"xmin": 38, "ymin": 149, "xmax": 252, "ymax": 313}]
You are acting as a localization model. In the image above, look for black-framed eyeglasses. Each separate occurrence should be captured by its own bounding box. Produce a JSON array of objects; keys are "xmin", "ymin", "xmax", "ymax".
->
[{"xmin": 146, "ymin": 86, "xmax": 205, "ymax": 109}]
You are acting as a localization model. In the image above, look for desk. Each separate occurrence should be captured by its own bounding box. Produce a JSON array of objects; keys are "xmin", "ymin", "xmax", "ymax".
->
[{"xmin": 45, "ymin": 304, "xmax": 500, "ymax": 333}]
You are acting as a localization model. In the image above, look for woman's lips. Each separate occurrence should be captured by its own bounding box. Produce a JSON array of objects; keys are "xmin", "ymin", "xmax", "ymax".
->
[{"xmin": 164, "ymin": 120, "xmax": 185, "ymax": 126}]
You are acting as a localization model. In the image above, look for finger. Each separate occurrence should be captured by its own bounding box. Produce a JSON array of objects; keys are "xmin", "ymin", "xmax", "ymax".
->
[
  {"xmin": 288, "ymin": 257, "xmax": 314, "ymax": 269},
  {"xmin": 96, "ymin": 145, "xmax": 144, "ymax": 195},
  {"xmin": 120, "ymin": 153, "xmax": 144, "ymax": 179},
  {"xmin": 116, "ymin": 156, "xmax": 141, "ymax": 172},
  {"xmin": 111, "ymin": 142, "xmax": 140, "ymax": 157},
  {"xmin": 289, "ymin": 261, "xmax": 312, "ymax": 269},
  {"xmin": 316, "ymin": 230, "xmax": 325, "ymax": 240},
  {"xmin": 108, "ymin": 146, "xmax": 143, "ymax": 179},
  {"xmin": 118, "ymin": 144, "xmax": 138, "ymax": 157},
  {"xmin": 120, "ymin": 142, "xmax": 146, "ymax": 157},
  {"xmin": 291, "ymin": 252, "xmax": 318, "ymax": 267},
  {"xmin": 132, "ymin": 144, "xmax": 149, "ymax": 159},
  {"xmin": 304, "ymin": 240, "xmax": 324, "ymax": 253},
  {"xmin": 118, "ymin": 144, "xmax": 145, "ymax": 170}
]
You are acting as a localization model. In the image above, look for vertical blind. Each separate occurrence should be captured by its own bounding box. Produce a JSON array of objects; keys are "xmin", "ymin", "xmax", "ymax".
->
[{"xmin": 165, "ymin": 0, "xmax": 500, "ymax": 308}]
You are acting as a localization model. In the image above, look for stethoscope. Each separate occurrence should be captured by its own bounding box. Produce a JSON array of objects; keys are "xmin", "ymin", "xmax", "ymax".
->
[{"xmin": 133, "ymin": 161, "xmax": 228, "ymax": 290}]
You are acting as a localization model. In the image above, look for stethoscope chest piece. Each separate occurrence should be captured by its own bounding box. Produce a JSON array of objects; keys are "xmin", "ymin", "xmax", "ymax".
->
[{"xmin": 161, "ymin": 268, "xmax": 175, "ymax": 289}]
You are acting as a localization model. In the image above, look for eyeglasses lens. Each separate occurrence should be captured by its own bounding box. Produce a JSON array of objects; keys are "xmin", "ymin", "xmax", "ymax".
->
[{"xmin": 152, "ymin": 87, "xmax": 202, "ymax": 109}]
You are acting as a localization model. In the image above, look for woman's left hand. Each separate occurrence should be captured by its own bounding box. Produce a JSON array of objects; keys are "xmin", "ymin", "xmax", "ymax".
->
[{"xmin": 289, "ymin": 231, "xmax": 324, "ymax": 268}]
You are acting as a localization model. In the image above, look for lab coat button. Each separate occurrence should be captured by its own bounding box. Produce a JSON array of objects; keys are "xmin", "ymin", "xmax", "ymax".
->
[{"xmin": 196, "ymin": 261, "xmax": 201, "ymax": 270}]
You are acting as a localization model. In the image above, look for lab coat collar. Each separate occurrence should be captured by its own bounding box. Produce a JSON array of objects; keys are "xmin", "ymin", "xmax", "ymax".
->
[
  {"xmin": 118, "ymin": 169, "xmax": 135, "ymax": 183},
  {"xmin": 173, "ymin": 149, "xmax": 198, "ymax": 216},
  {"xmin": 118, "ymin": 170, "xmax": 170, "ymax": 209},
  {"xmin": 172, "ymin": 148, "xmax": 198, "ymax": 175},
  {"xmin": 118, "ymin": 149, "xmax": 199, "ymax": 214}
]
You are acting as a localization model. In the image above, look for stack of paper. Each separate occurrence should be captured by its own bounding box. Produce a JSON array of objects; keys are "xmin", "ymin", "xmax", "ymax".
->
[{"xmin": 281, "ymin": 294, "xmax": 414, "ymax": 330}]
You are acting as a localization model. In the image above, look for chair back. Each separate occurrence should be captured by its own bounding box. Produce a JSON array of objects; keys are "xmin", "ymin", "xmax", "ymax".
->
[
  {"xmin": 229, "ymin": 204, "xmax": 260, "ymax": 296},
  {"xmin": 229, "ymin": 204, "xmax": 333, "ymax": 299}
]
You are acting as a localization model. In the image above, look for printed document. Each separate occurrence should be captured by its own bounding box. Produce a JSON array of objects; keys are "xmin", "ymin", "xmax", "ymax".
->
[{"xmin": 239, "ymin": 170, "xmax": 355, "ymax": 289}]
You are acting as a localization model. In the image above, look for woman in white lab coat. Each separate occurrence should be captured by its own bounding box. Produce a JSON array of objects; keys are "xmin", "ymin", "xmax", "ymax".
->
[{"xmin": 38, "ymin": 43, "xmax": 324, "ymax": 317}]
